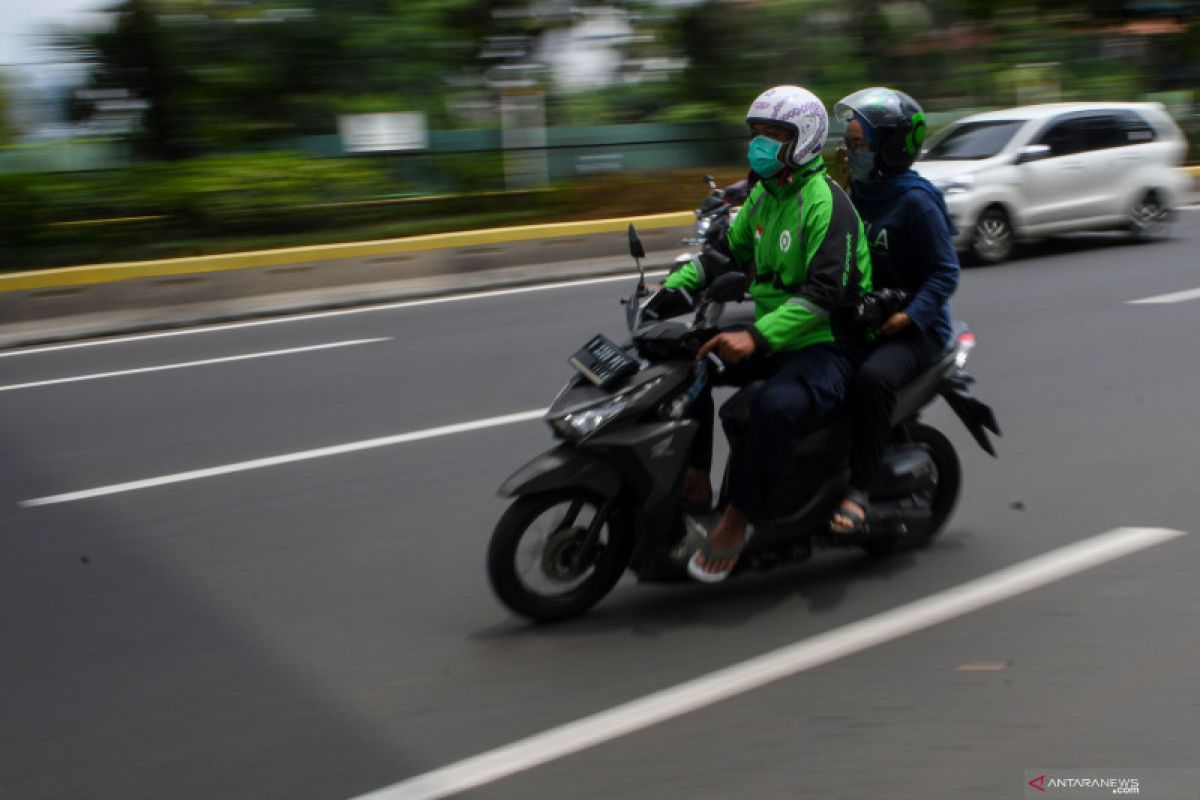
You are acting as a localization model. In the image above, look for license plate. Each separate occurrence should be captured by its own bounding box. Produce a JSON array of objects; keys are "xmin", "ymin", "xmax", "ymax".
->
[{"xmin": 568, "ymin": 334, "xmax": 638, "ymax": 387}]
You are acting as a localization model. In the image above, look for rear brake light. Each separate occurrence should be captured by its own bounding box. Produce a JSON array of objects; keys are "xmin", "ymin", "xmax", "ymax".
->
[{"xmin": 954, "ymin": 332, "xmax": 976, "ymax": 368}]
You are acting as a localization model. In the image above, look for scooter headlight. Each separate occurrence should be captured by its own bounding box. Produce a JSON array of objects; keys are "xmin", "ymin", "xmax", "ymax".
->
[{"xmin": 547, "ymin": 379, "xmax": 663, "ymax": 441}]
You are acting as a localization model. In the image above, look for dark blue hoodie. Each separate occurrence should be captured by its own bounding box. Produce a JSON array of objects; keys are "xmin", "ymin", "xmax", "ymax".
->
[{"xmin": 850, "ymin": 171, "xmax": 960, "ymax": 346}]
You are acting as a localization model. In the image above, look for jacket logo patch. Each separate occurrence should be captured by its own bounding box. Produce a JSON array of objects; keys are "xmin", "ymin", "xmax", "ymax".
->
[
  {"xmin": 870, "ymin": 225, "xmax": 889, "ymax": 252},
  {"xmin": 755, "ymin": 225, "xmax": 764, "ymax": 241},
  {"xmin": 779, "ymin": 230, "xmax": 792, "ymax": 252}
]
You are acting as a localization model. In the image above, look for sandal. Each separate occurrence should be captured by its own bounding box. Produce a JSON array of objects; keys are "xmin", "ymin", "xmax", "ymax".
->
[{"xmin": 830, "ymin": 489, "xmax": 870, "ymax": 537}]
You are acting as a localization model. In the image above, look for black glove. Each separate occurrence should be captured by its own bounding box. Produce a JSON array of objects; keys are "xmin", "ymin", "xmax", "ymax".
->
[{"xmin": 854, "ymin": 288, "xmax": 910, "ymax": 330}]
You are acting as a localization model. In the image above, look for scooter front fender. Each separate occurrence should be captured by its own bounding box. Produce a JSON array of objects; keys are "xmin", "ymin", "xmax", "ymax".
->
[{"xmin": 498, "ymin": 444, "xmax": 623, "ymax": 499}]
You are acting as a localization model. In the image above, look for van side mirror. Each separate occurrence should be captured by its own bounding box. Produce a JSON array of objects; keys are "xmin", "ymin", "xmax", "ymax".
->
[{"xmin": 1015, "ymin": 144, "xmax": 1052, "ymax": 164}]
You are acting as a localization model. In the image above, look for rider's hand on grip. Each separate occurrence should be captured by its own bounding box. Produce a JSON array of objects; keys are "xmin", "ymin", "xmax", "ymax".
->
[{"xmin": 697, "ymin": 330, "xmax": 755, "ymax": 366}]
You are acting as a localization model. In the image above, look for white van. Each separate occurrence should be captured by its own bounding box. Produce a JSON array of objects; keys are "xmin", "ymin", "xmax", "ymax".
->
[{"xmin": 914, "ymin": 102, "xmax": 1190, "ymax": 263}]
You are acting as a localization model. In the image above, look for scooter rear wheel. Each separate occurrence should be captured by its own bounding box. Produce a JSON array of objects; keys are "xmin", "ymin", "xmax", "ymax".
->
[
  {"xmin": 862, "ymin": 423, "xmax": 961, "ymax": 555},
  {"xmin": 487, "ymin": 489, "xmax": 633, "ymax": 623}
]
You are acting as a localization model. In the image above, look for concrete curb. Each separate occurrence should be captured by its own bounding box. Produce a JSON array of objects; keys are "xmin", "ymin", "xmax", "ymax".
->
[
  {"xmin": 0, "ymin": 211, "xmax": 693, "ymax": 292},
  {"xmin": 0, "ymin": 223, "xmax": 694, "ymax": 350}
]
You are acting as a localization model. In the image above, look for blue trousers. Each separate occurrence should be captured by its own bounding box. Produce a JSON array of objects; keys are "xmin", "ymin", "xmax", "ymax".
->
[
  {"xmin": 688, "ymin": 342, "xmax": 861, "ymax": 521},
  {"xmin": 848, "ymin": 327, "xmax": 943, "ymax": 494}
]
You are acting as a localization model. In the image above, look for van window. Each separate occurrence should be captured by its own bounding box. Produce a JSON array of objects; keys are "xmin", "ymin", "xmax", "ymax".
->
[
  {"xmin": 921, "ymin": 120, "xmax": 1024, "ymax": 161},
  {"xmin": 1036, "ymin": 111, "xmax": 1158, "ymax": 156},
  {"xmin": 1035, "ymin": 118, "xmax": 1091, "ymax": 157},
  {"xmin": 1081, "ymin": 115, "xmax": 1125, "ymax": 150},
  {"xmin": 1116, "ymin": 110, "xmax": 1157, "ymax": 145}
]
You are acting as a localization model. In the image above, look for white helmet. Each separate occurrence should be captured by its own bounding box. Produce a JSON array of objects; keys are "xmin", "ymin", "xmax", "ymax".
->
[{"xmin": 745, "ymin": 85, "xmax": 829, "ymax": 169}]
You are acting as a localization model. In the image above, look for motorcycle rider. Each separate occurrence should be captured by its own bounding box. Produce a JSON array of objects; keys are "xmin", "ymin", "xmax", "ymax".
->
[
  {"xmin": 663, "ymin": 84, "xmax": 872, "ymax": 582},
  {"xmin": 829, "ymin": 87, "xmax": 960, "ymax": 536}
]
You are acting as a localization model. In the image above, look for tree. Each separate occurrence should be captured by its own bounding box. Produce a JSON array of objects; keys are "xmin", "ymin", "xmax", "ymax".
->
[
  {"xmin": 59, "ymin": 0, "xmax": 494, "ymax": 157},
  {"xmin": 0, "ymin": 73, "xmax": 15, "ymax": 145}
]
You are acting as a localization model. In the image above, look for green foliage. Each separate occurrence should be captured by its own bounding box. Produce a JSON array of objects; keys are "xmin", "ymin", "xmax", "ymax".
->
[
  {"xmin": 0, "ymin": 76, "xmax": 14, "ymax": 145},
  {"xmin": 137, "ymin": 152, "xmax": 394, "ymax": 230},
  {"xmin": 51, "ymin": 0, "xmax": 1200, "ymax": 160},
  {"xmin": 58, "ymin": 0, "xmax": 492, "ymax": 158},
  {"xmin": 11, "ymin": 0, "xmax": 1195, "ymax": 270},
  {"xmin": 0, "ymin": 152, "xmax": 397, "ymax": 266}
]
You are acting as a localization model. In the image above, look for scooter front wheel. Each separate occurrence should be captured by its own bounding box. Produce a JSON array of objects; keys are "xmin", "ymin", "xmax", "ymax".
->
[{"xmin": 487, "ymin": 489, "xmax": 633, "ymax": 623}]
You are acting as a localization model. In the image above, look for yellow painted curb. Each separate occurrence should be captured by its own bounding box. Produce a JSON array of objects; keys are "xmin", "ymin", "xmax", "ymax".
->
[
  {"xmin": 1, "ymin": 210, "xmax": 694, "ymax": 293},
  {"xmin": 7, "ymin": 165, "xmax": 1196, "ymax": 294}
]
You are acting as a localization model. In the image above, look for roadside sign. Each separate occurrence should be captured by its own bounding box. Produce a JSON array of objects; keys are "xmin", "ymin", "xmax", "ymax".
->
[{"xmin": 338, "ymin": 112, "xmax": 429, "ymax": 153}]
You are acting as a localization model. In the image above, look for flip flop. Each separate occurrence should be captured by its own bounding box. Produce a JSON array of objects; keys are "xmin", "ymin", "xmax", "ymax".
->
[{"xmin": 685, "ymin": 515, "xmax": 752, "ymax": 584}]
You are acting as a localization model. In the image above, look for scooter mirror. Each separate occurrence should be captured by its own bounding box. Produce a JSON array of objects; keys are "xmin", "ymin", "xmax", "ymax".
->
[
  {"xmin": 708, "ymin": 271, "xmax": 748, "ymax": 303},
  {"xmin": 627, "ymin": 224, "xmax": 646, "ymax": 259}
]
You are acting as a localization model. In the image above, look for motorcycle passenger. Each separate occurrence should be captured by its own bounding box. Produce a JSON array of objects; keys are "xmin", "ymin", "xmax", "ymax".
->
[
  {"xmin": 829, "ymin": 87, "xmax": 961, "ymax": 536},
  {"xmin": 664, "ymin": 85, "xmax": 873, "ymax": 582}
]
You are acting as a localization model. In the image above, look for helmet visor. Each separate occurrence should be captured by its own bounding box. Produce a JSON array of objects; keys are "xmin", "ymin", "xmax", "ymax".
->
[{"xmin": 833, "ymin": 87, "xmax": 913, "ymax": 130}]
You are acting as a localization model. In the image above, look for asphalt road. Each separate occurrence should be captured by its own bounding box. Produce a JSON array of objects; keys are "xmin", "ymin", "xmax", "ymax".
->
[{"xmin": 3, "ymin": 215, "xmax": 1200, "ymax": 800}]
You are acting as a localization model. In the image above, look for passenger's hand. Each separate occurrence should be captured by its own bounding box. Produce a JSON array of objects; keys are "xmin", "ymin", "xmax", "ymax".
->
[
  {"xmin": 697, "ymin": 330, "xmax": 756, "ymax": 364},
  {"xmin": 833, "ymin": 143, "xmax": 850, "ymax": 188},
  {"xmin": 880, "ymin": 312, "xmax": 912, "ymax": 336}
]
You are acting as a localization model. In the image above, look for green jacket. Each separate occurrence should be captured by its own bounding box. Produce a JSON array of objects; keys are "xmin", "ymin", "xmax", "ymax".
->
[{"xmin": 666, "ymin": 164, "xmax": 872, "ymax": 352}]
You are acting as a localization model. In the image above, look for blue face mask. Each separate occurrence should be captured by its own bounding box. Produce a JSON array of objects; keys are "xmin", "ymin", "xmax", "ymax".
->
[
  {"xmin": 748, "ymin": 135, "xmax": 786, "ymax": 178},
  {"xmin": 848, "ymin": 147, "xmax": 876, "ymax": 183}
]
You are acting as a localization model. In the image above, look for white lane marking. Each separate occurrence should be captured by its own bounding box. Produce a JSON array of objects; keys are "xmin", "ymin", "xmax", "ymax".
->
[
  {"xmin": 19, "ymin": 408, "xmax": 547, "ymax": 508},
  {"xmin": 0, "ymin": 271, "xmax": 667, "ymax": 359},
  {"xmin": 0, "ymin": 338, "xmax": 390, "ymax": 392},
  {"xmin": 353, "ymin": 527, "xmax": 1187, "ymax": 800},
  {"xmin": 1127, "ymin": 287, "xmax": 1200, "ymax": 304}
]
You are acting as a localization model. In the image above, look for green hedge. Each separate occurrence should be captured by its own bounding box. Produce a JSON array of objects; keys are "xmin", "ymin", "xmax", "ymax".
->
[
  {"xmin": 0, "ymin": 152, "xmax": 410, "ymax": 267},
  {"xmin": 0, "ymin": 153, "xmax": 849, "ymax": 270}
]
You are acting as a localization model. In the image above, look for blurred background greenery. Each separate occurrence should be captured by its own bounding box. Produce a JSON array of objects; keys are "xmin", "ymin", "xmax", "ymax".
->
[{"xmin": 1, "ymin": 0, "xmax": 1197, "ymax": 269}]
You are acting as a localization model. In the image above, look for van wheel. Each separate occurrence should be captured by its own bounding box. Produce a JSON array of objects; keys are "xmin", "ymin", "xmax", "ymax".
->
[
  {"xmin": 968, "ymin": 206, "xmax": 1013, "ymax": 264},
  {"xmin": 1128, "ymin": 190, "xmax": 1171, "ymax": 241}
]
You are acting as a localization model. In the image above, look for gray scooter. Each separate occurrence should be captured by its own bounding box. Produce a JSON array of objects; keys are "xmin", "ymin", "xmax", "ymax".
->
[{"xmin": 487, "ymin": 226, "xmax": 1000, "ymax": 622}]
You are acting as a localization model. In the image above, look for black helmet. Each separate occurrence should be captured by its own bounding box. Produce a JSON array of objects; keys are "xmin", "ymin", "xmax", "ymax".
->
[{"xmin": 833, "ymin": 87, "xmax": 927, "ymax": 177}]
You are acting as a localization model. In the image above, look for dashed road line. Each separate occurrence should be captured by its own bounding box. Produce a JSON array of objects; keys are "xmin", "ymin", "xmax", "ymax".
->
[
  {"xmin": 0, "ymin": 338, "xmax": 390, "ymax": 392},
  {"xmin": 19, "ymin": 408, "xmax": 548, "ymax": 507},
  {"xmin": 1127, "ymin": 287, "xmax": 1200, "ymax": 304}
]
